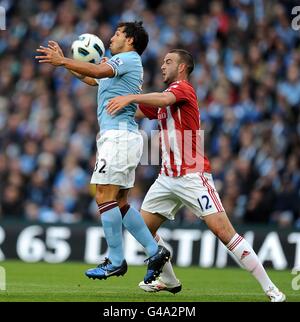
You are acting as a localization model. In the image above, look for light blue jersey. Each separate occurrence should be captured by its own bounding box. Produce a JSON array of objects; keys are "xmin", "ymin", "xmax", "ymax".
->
[{"xmin": 95, "ymin": 51, "xmax": 143, "ymax": 134}]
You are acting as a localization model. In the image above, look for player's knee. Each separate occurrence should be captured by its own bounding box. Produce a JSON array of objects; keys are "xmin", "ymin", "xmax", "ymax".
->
[
  {"xmin": 116, "ymin": 189, "xmax": 129, "ymax": 208},
  {"xmin": 95, "ymin": 185, "xmax": 119, "ymax": 204},
  {"xmin": 141, "ymin": 210, "xmax": 162, "ymax": 236},
  {"xmin": 205, "ymin": 211, "xmax": 236, "ymax": 244},
  {"xmin": 213, "ymin": 225, "xmax": 236, "ymax": 244},
  {"xmin": 148, "ymin": 226, "xmax": 157, "ymax": 236},
  {"xmin": 216, "ymin": 230, "xmax": 232, "ymax": 244},
  {"xmin": 95, "ymin": 190, "xmax": 104, "ymax": 204}
]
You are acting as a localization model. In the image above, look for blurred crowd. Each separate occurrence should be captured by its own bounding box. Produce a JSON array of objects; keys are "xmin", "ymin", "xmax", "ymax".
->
[{"xmin": 0, "ymin": 0, "xmax": 300, "ymax": 228}]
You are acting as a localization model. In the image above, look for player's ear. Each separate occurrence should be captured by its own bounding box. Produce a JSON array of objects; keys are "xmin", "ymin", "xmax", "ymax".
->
[
  {"xmin": 178, "ymin": 63, "xmax": 186, "ymax": 74},
  {"xmin": 127, "ymin": 37, "xmax": 134, "ymax": 47}
]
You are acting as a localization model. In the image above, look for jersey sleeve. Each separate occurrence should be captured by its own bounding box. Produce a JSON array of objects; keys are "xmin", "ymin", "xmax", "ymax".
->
[
  {"xmin": 138, "ymin": 104, "xmax": 158, "ymax": 120},
  {"xmin": 106, "ymin": 53, "xmax": 131, "ymax": 76},
  {"xmin": 165, "ymin": 81, "xmax": 190, "ymax": 103}
]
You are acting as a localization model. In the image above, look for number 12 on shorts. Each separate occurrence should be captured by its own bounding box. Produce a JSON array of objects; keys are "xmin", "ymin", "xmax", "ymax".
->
[
  {"xmin": 94, "ymin": 158, "xmax": 107, "ymax": 174},
  {"xmin": 197, "ymin": 195, "xmax": 212, "ymax": 212}
]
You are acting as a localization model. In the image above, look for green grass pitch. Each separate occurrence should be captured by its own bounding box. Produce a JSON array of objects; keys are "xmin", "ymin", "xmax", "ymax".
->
[{"xmin": 0, "ymin": 260, "xmax": 299, "ymax": 302}]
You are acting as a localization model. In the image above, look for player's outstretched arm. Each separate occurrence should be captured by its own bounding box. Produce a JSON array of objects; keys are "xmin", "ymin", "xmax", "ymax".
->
[
  {"xmin": 35, "ymin": 44, "xmax": 114, "ymax": 79},
  {"xmin": 38, "ymin": 41, "xmax": 98, "ymax": 86},
  {"xmin": 50, "ymin": 41, "xmax": 98, "ymax": 86},
  {"xmin": 107, "ymin": 92, "xmax": 176, "ymax": 115}
]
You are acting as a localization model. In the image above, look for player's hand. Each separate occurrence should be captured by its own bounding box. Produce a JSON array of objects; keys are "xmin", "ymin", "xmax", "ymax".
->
[
  {"xmin": 35, "ymin": 46, "xmax": 64, "ymax": 66},
  {"xmin": 107, "ymin": 95, "xmax": 134, "ymax": 115},
  {"xmin": 48, "ymin": 41, "xmax": 64, "ymax": 57},
  {"xmin": 100, "ymin": 57, "xmax": 109, "ymax": 64}
]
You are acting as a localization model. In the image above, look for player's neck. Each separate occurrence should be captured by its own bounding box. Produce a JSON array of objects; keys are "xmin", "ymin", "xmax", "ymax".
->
[
  {"xmin": 169, "ymin": 76, "xmax": 188, "ymax": 85},
  {"xmin": 178, "ymin": 74, "xmax": 188, "ymax": 82},
  {"xmin": 121, "ymin": 45, "xmax": 136, "ymax": 54}
]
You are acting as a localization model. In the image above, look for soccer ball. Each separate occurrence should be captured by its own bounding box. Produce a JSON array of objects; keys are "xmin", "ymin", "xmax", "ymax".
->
[{"xmin": 71, "ymin": 33, "xmax": 105, "ymax": 64}]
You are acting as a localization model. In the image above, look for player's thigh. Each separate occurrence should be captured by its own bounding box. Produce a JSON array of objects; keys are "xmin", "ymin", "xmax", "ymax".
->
[
  {"xmin": 174, "ymin": 172, "xmax": 224, "ymax": 218},
  {"xmin": 141, "ymin": 209, "xmax": 166, "ymax": 236},
  {"xmin": 141, "ymin": 176, "xmax": 183, "ymax": 221}
]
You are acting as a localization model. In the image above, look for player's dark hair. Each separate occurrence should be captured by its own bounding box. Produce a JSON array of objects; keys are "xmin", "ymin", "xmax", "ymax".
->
[
  {"xmin": 117, "ymin": 21, "xmax": 149, "ymax": 55},
  {"xmin": 169, "ymin": 49, "xmax": 194, "ymax": 76}
]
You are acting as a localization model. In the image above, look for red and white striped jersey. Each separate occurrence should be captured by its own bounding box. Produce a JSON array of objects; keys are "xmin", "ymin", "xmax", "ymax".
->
[{"xmin": 139, "ymin": 80, "xmax": 211, "ymax": 177}]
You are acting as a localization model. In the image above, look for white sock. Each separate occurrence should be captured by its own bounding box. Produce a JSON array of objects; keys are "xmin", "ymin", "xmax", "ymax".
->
[
  {"xmin": 155, "ymin": 235, "xmax": 179, "ymax": 286},
  {"xmin": 227, "ymin": 233, "xmax": 276, "ymax": 292}
]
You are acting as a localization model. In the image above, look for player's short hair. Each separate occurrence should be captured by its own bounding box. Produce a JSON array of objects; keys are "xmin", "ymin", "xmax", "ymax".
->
[
  {"xmin": 169, "ymin": 49, "xmax": 194, "ymax": 76},
  {"xmin": 117, "ymin": 21, "xmax": 149, "ymax": 56}
]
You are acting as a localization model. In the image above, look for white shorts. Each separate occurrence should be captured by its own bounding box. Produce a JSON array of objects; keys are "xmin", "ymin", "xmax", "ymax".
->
[
  {"xmin": 141, "ymin": 172, "xmax": 224, "ymax": 220},
  {"xmin": 90, "ymin": 130, "xmax": 143, "ymax": 189}
]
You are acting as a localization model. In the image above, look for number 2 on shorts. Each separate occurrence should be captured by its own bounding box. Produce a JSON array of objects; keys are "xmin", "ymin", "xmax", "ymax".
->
[{"xmin": 94, "ymin": 158, "xmax": 107, "ymax": 174}]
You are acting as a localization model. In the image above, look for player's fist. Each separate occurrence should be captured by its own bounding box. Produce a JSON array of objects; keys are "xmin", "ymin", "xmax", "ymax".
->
[{"xmin": 100, "ymin": 57, "xmax": 109, "ymax": 64}]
